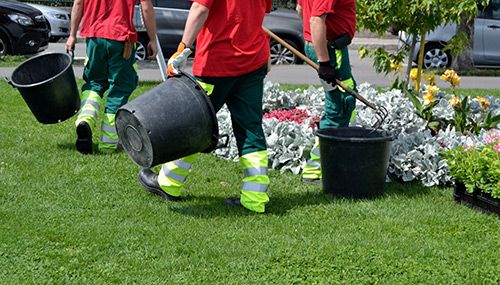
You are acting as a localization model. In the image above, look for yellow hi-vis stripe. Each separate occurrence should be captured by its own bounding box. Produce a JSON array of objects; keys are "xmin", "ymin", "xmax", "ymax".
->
[
  {"xmin": 239, "ymin": 150, "xmax": 270, "ymax": 213},
  {"xmin": 196, "ymin": 81, "xmax": 214, "ymax": 96},
  {"xmin": 157, "ymin": 154, "xmax": 198, "ymax": 197}
]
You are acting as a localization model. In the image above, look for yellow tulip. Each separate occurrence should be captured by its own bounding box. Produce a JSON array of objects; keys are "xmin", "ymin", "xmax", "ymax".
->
[
  {"xmin": 426, "ymin": 85, "xmax": 439, "ymax": 95},
  {"xmin": 449, "ymin": 95, "xmax": 461, "ymax": 108},
  {"xmin": 410, "ymin": 68, "xmax": 419, "ymax": 82},
  {"xmin": 451, "ymin": 75, "xmax": 461, "ymax": 87},
  {"xmin": 476, "ymin": 96, "xmax": 490, "ymax": 111},
  {"xmin": 423, "ymin": 73, "xmax": 437, "ymax": 86},
  {"xmin": 423, "ymin": 92, "xmax": 435, "ymax": 105},
  {"xmin": 422, "ymin": 85, "xmax": 438, "ymax": 105},
  {"xmin": 390, "ymin": 60, "xmax": 402, "ymax": 73},
  {"xmin": 440, "ymin": 69, "xmax": 461, "ymax": 87}
]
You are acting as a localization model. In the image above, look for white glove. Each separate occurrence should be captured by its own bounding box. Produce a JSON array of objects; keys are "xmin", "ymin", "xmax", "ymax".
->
[{"xmin": 167, "ymin": 42, "xmax": 192, "ymax": 76}]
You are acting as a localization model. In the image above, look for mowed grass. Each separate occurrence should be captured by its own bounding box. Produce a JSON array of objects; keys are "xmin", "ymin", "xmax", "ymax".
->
[
  {"xmin": 0, "ymin": 55, "xmax": 31, "ymax": 67},
  {"xmin": 0, "ymin": 80, "xmax": 499, "ymax": 284}
]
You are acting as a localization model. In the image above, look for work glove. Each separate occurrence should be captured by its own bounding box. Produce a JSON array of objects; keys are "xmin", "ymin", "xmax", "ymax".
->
[
  {"xmin": 167, "ymin": 42, "xmax": 192, "ymax": 76},
  {"xmin": 317, "ymin": 61, "xmax": 338, "ymax": 87}
]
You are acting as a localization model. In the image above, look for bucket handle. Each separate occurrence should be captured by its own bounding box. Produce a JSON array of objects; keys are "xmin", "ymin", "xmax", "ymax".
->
[
  {"xmin": 66, "ymin": 49, "xmax": 75, "ymax": 62},
  {"xmin": 4, "ymin": 77, "xmax": 14, "ymax": 88}
]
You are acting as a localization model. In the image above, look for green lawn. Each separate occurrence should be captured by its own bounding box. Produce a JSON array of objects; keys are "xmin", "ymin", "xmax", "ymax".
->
[
  {"xmin": 1, "ymin": 81, "xmax": 499, "ymax": 284},
  {"xmin": 0, "ymin": 55, "xmax": 30, "ymax": 67},
  {"xmin": 450, "ymin": 88, "xmax": 500, "ymax": 98}
]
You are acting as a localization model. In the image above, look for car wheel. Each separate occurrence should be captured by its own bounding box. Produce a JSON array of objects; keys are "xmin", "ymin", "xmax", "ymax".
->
[
  {"xmin": 135, "ymin": 39, "xmax": 147, "ymax": 61},
  {"xmin": 270, "ymin": 38, "xmax": 298, "ymax": 65},
  {"xmin": 0, "ymin": 33, "xmax": 11, "ymax": 56},
  {"xmin": 423, "ymin": 43, "xmax": 451, "ymax": 69}
]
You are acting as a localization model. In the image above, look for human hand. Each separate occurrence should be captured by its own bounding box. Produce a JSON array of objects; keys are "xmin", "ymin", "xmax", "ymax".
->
[
  {"xmin": 167, "ymin": 42, "xmax": 192, "ymax": 76},
  {"xmin": 65, "ymin": 35, "xmax": 76, "ymax": 52},
  {"xmin": 147, "ymin": 40, "xmax": 158, "ymax": 59},
  {"xmin": 317, "ymin": 61, "xmax": 338, "ymax": 86}
]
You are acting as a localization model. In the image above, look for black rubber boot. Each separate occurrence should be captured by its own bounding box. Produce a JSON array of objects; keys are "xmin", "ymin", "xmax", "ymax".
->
[
  {"xmin": 138, "ymin": 168, "xmax": 181, "ymax": 201},
  {"xmin": 76, "ymin": 121, "xmax": 93, "ymax": 154},
  {"xmin": 224, "ymin": 197, "xmax": 244, "ymax": 208}
]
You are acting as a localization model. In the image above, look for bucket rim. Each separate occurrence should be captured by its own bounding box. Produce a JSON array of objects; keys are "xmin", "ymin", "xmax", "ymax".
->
[
  {"xmin": 316, "ymin": 127, "xmax": 395, "ymax": 142},
  {"xmin": 10, "ymin": 52, "xmax": 73, "ymax": 89}
]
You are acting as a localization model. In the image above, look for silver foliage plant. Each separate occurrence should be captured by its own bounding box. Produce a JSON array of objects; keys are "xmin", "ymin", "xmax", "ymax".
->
[{"xmin": 213, "ymin": 82, "xmax": 499, "ymax": 187}]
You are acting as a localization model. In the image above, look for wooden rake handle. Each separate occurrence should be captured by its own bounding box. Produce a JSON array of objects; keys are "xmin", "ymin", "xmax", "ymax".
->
[{"xmin": 262, "ymin": 26, "xmax": 377, "ymax": 110}]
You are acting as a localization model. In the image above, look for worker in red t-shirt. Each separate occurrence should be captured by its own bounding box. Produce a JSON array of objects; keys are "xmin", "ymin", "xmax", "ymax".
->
[
  {"xmin": 66, "ymin": 0, "xmax": 158, "ymax": 155},
  {"xmin": 138, "ymin": 0, "xmax": 272, "ymax": 213},
  {"xmin": 297, "ymin": 0, "xmax": 357, "ymax": 184}
]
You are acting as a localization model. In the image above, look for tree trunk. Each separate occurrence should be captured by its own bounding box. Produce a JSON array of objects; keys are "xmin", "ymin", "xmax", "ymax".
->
[
  {"xmin": 405, "ymin": 37, "xmax": 417, "ymax": 89},
  {"xmin": 416, "ymin": 32, "xmax": 426, "ymax": 93},
  {"xmin": 451, "ymin": 13, "xmax": 475, "ymax": 71}
]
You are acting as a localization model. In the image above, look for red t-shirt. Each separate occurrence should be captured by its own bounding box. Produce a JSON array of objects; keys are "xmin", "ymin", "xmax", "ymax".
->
[
  {"xmin": 79, "ymin": 0, "xmax": 138, "ymax": 42},
  {"xmin": 192, "ymin": 0, "xmax": 272, "ymax": 77},
  {"xmin": 298, "ymin": 0, "xmax": 356, "ymax": 42}
]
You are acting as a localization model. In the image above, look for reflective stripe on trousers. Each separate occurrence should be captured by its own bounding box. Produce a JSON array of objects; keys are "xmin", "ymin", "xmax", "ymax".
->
[
  {"xmin": 99, "ymin": 113, "xmax": 119, "ymax": 152},
  {"xmin": 157, "ymin": 154, "xmax": 197, "ymax": 197},
  {"xmin": 240, "ymin": 150, "xmax": 270, "ymax": 213},
  {"xmin": 302, "ymin": 138, "xmax": 321, "ymax": 179},
  {"xmin": 75, "ymin": 90, "xmax": 101, "ymax": 128}
]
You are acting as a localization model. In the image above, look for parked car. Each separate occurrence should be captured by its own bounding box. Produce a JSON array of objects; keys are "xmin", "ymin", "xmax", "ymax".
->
[
  {"xmin": 0, "ymin": 0, "xmax": 50, "ymax": 56},
  {"xmin": 133, "ymin": 0, "xmax": 304, "ymax": 64},
  {"xmin": 399, "ymin": 0, "xmax": 500, "ymax": 69},
  {"xmin": 26, "ymin": 3, "xmax": 70, "ymax": 42}
]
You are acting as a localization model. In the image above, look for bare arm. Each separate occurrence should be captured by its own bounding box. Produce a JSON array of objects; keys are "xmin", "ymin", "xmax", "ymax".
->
[
  {"xmin": 140, "ymin": 0, "xmax": 158, "ymax": 58},
  {"xmin": 296, "ymin": 4, "xmax": 303, "ymax": 22},
  {"xmin": 310, "ymin": 14, "xmax": 329, "ymax": 62},
  {"xmin": 181, "ymin": 2, "xmax": 210, "ymax": 48},
  {"xmin": 65, "ymin": 0, "xmax": 84, "ymax": 51}
]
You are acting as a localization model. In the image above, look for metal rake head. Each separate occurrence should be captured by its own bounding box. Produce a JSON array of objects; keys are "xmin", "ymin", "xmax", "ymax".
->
[{"xmin": 371, "ymin": 104, "xmax": 388, "ymax": 129}]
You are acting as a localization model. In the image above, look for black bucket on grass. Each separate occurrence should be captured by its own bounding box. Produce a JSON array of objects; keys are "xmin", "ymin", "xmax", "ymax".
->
[
  {"xmin": 8, "ymin": 52, "xmax": 79, "ymax": 124},
  {"xmin": 317, "ymin": 127, "xmax": 394, "ymax": 198},
  {"xmin": 115, "ymin": 72, "xmax": 219, "ymax": 168}
]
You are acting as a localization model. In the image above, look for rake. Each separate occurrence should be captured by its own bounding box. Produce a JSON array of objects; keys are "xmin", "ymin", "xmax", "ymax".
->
[{"xmin": 263, "ymin": 27, "xmax": 388, "ymax": 129}]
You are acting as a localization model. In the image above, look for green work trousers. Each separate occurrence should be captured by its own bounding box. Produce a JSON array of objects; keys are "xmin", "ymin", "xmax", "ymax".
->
[
  {"xmin": 304, "ymin": 42, "xmax": 356, "ymax": 128},
  {"xmin": 196, "ymin": 65, "xmax": 268, "ymax": 156},
  {"xmin": 82, "ymin": 38, "xmax": 138, "ymax": 114}
]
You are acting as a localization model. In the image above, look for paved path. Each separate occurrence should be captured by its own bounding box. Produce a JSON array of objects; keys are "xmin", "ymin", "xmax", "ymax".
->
[
  {"xmin": 3, "ymin": 40, "xmax": 499, "ymax": 89},
  {"xmin": 3, "ymin": 61, "xmax": 499, "ymax": 90}
]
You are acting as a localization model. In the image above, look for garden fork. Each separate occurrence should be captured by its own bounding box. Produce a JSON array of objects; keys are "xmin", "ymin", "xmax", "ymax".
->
[{"xmin": 263, "ymin": 27, "xmax": 388, "ymax": 129}]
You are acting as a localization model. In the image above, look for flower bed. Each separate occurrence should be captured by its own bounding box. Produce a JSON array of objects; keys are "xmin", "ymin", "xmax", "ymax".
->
[{"xmin": 214, "ymin": 81, "xmax": 500, "ymax": 187}]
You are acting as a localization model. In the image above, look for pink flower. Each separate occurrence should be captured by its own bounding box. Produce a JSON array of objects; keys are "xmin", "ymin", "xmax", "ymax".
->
[
  {"xmin": 494, "ymin": 145, "xmax": 500, "ymax": 153},
  {"xmin": 264, "ymin": 109, "xmax": 319, "ymax": 128},
  {"xmin": 484, "ymin": 129, "xmax": 500, "ymax": 144}
]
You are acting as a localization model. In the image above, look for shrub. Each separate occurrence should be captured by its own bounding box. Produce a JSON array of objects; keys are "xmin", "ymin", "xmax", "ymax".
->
[{"xmin": 442, "ymin": 130, "xmax": 500, "ymax": 198}]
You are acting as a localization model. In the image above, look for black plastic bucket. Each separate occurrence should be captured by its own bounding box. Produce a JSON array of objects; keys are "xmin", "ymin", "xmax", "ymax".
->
[
  {"xmin": 8, "ymin": 52, "xmax": 80, "ymax": 124},
  {"xmin": 317, "ymin": 127, "xmax": 393, "ymax": 198},
  {"xmin": 115, "ymin": 73, "xmax": 219, "ymax": 168}
]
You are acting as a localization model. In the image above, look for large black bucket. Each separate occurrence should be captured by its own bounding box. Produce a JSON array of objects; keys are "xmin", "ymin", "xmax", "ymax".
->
[
  {"xmin": 8, "ymin": 52, "xmax": 80, "ymax": 124},
  {"xmin": 116, "ymin": 73, "xmax": 219, "ymax": 168},
  {"xmin": 317, "ymin": 127, "xmax": 393, "ymax": 198}
]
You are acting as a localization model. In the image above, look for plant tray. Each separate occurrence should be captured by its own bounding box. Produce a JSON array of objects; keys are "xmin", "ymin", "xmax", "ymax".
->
[{"xmin": 454, "ymin": 182, "xmax": 500, "ymax": 216}]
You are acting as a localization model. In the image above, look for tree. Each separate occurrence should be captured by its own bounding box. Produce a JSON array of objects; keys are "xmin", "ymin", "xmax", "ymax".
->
[{"xmin": 357, "ymin": 0, "xmax": 488, "ymax": 90}]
